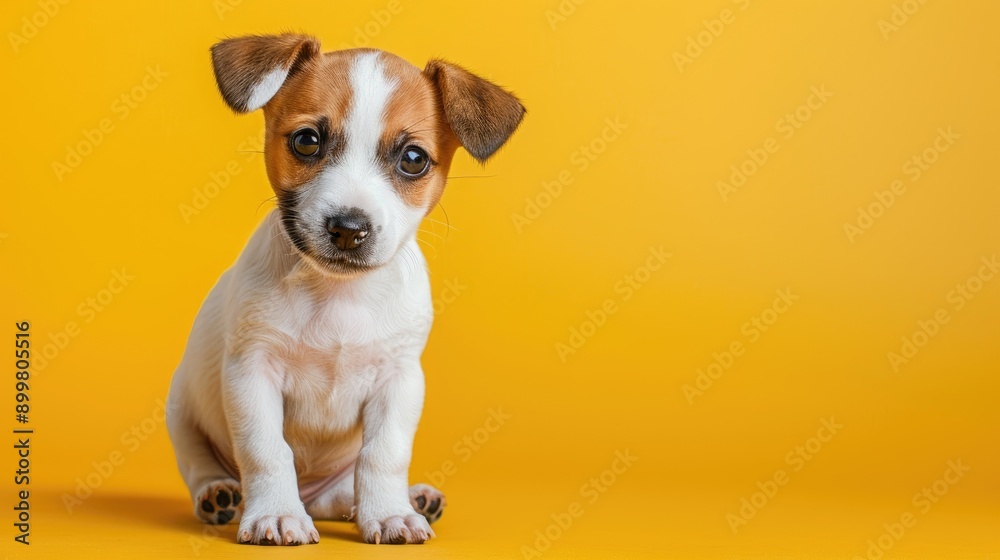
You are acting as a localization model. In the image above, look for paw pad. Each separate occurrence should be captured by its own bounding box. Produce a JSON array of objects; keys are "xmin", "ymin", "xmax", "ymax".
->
[
  {"xmin": 195, "ymin": 479, "xmax": 243, "ymax": 525},
  {"xmin": 409, "ymin": 483, "xmax": 446, "ymax": 524}
]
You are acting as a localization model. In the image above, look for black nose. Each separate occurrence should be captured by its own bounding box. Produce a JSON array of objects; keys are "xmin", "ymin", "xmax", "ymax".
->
[{"xmin": 325, "ymin": 211, "xmax": 372, "ymax": 251}]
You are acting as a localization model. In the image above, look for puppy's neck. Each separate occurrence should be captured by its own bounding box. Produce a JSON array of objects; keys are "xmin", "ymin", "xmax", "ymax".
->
[{"xmin": 285, "ymin": 238, "xmax": 422, "ymax": 296}]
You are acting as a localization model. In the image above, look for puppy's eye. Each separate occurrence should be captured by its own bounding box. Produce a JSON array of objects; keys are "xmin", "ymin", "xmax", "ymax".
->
[
  {"xmin": 290, "ymin": 129, "xmax": 321, "ymax": 157},
  {"xmin": 397, "ymin": 146, "xmax": 430, "ymax": 178}
]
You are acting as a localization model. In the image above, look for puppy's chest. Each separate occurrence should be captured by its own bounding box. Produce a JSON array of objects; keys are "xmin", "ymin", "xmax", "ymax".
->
[
  {"xmin": 276, "ymin": 340, "xmax": 379, "ymax": 475},
  {"xmin": 270, "ymin": 295, "xmax": 426, "ymax": 434},
  {"xmin": 280, "ymin": 342, "xmax": 383, "ymax": 435}
]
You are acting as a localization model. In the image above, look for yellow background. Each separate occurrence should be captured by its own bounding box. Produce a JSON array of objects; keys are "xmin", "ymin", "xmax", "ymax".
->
[{"xmin": 2, "ymin": 1, "xmax": 998, "ymax": 558}]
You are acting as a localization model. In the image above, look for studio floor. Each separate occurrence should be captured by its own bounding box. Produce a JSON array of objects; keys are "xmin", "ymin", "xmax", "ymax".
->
[{"xmin": 8, "ymin": 481, "xmax": 997, "ymax": 559}]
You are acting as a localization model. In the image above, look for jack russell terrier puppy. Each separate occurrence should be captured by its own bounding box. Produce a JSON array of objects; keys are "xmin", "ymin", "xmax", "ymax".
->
[{"xmin": 166, "ymin": 33, "xmax": 524, "ymax": 546}]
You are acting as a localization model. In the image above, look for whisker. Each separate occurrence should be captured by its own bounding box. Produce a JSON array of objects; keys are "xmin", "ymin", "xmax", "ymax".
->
[
  {"xmin": 265, "ymin": 219, "xmax": 298, "ymax": 261},
  {"xmin": 415, "ymin": 237, "xmax": 439, "ymax": 259},
  {"xmin": 268, "ymin": 223, "xmax": 288, "ymax": 245},
  {"xmin": 417, "ymin": 229, "xmax": 447, "ymax": 243},
  {"xmin": 257, "ymin": 195, "xmax": 277, "ymax": 214},
  {"xmin": 403, "ymin": 114, "xmax": 436, "ymax": 132},
  {"xmin": 422, "ymin": 220, "xmax": 452, "ymax": 241},
  {"xmin": 423, "ymin": 217, "xmax": 457, "ymax": 232},
  {"xmin": 438, "ymin": 203, "xmax": 451, "ymax": 237}
]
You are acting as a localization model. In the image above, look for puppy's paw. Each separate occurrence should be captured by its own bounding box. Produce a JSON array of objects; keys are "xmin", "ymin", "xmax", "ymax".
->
[
  {"xmin": 237, "ymin": 511, "xmax": 319, "ymax": 546},
  {"xmin": 194, "ymin": 479, "xmax": 243, "ymax": 525},
  {"xmin": 358, "ymin": 512, "xmax": 434, "ymax": 544},
  {"xmin": 409, "ymin": 483, "xmax": 446, "ymax": 523}
]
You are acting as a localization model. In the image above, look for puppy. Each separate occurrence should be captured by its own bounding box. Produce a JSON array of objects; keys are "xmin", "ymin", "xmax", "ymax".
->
[{"xmin": 166, "ymin": 33, "xmax": 524, "ymax": 546}]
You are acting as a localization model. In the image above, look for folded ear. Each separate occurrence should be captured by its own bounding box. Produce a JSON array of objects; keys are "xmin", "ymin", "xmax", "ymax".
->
[
  {"xmin": 424, "ymin": 60, "xmax": 526, "ymax": 163},
  {"xmin": 210, "ymin": 33, "xmax": 321, "ymax": 113}
]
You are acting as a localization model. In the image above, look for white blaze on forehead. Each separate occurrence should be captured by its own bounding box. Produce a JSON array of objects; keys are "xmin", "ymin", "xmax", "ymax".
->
[
  {"xmin": 345, "ymin": 52, "xmax": 398, "ymax": 165},
  {"xmin": 292, "ymin": 51, "xmax": 425, "ymax": 268}
]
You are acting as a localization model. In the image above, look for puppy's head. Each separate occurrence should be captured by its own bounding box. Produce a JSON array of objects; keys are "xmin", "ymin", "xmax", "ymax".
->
[{"xmin": 210, "ymin": 34, "xmax": 525, "ymax": 277}]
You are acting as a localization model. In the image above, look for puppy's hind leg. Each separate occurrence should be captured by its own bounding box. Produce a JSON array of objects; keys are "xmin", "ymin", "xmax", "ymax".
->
[
  {"xmin": 306, "ymin": 470, "xmax": 446, "ymax": 525},
  {"xmin": 166, "ymin": 403, "xmax": 242, "ymax": 525},
  {"xmin": 193, "ymin": 478, "xmax": 243, "ymax": 526},
  {"xmin": 409, "ymin": 483, "xmax": 446, "ymax": 524},
  {"xmin": 305, "ymin": 469, "xmax": 356, "ymax": 522}
]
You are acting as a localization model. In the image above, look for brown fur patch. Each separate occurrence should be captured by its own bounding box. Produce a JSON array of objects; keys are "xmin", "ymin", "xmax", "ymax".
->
[
  {"xmin": 262, "ymin": 50, "xmax": 358, "ymax": 196},
  {"xmin": 423, "ymin": 60, "xmax": 526, "ymax": 163},
  {"xmin": 380, "ymin": 54, "xmax": 459, "ymax": 211},
  {"xmin": 211, "ymin": 34, "xmax": 321, "ymax": 113}
]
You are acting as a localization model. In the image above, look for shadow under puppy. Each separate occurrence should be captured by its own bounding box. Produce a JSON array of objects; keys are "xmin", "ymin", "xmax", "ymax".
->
[{"xmin": 166, "ymin": 33, "xmax": 524, "ymax": 546}]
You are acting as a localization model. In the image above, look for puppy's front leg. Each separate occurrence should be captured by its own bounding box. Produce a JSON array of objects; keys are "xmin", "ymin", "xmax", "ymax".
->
[
  {"xmin": 355, "ymin": 360, "xmax": 433, "ymax": 544},
  {"xmin": 223, "ymin": 353, "xmax": 319, "ymax": 545}
]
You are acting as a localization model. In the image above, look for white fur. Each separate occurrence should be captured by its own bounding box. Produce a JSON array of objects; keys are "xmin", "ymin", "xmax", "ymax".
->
[
  {"xmin": 296, "ymin": 52, "xmax": 425, "ymax": 268},
  {"xmin": 346, "ymin": 52, "xmax": 397, "ymax": 160},
  {"xmin": 245, "ymin": 67, "xmax": 289, "ymax": 111},
  {"xmin": 167, "ymin": 51, "xmax": 435, "ymax": 546}
]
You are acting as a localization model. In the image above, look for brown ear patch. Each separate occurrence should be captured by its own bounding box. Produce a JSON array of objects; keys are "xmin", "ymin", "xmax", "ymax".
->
[
  {"xmin": 210, "ymin": 34, "xmax": 321, "ymax": 113},
  {"xmin": 424, "ymin": 60, "xmax": 525, "ymax": 163}
]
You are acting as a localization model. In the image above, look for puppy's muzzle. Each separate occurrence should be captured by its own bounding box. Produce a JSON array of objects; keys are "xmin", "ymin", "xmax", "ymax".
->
[{"xmin": 325, "ymin": 209, "xmax": 372, "ymax": 251}]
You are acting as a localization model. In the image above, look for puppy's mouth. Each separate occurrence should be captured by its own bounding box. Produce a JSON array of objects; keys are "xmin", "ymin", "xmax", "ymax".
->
[
  {"xmin": 295, "ymin": 237, "xmax": 382, "ymax": 277},
  {"xmin": 278, "ymin": 214, "xmax": 381, "ymax": 277},
  {"xmin": 276, "ymin": 197, "xmax": 388, "ymax": 277},
  {"xmin": 311, "ymin": 254, "xmax": 379, "ymax": 276}
]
